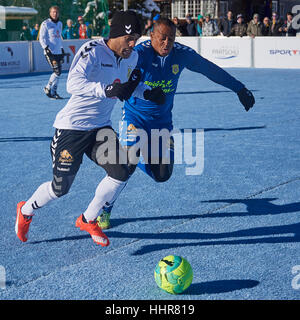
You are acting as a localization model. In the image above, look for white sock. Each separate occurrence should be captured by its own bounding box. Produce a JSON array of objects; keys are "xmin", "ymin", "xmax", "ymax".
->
[
  {"xmin": 48, "ymin": 73, "xmax": 59, "ymax": 94},
  {"xmin": 22, "ymin": 181, "xmax": 58, "ymax": 216},
  {"xmin": 83, "ymin": 176, "xmax": 127, "ymax": 223}
]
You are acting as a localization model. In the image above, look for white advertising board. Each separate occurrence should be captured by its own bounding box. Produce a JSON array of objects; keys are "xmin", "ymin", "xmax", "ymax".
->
[
  {"xmin": 31, "ymin": 39, "xmax": 89, "ymax": 72},
  {"xmin": 0, "ymin": 41, "xmax": 30, "ymax": 75},
  {"xmin": 200, "ymin": 37, "xmax": 252, "ymax": 68},
  {"xmin": 254, "ymin": 37, "xmax": 300, "ymax": 69}
]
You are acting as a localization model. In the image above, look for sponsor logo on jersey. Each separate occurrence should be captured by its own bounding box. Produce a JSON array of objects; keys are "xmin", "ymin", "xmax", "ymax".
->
[
  {"xmin": 127, "ymin": 124, "xmax": 137, "ymax": 132},
  {"xmin": 172, "ymin": 64, "xmax": 179, "ymax": 75},
  {"xmin": 59, "ymin": 150, "xmax": 73, "ymax": 163}
]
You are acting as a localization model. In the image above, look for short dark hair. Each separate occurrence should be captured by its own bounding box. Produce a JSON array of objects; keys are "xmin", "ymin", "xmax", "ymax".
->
[{"xmin": 152, "ymin": 17, "xmax": 176, "ymax": 32}]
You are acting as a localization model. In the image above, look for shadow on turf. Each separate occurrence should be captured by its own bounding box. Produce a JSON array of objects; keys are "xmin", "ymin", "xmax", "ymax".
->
[
  {"xmin": 184, "ymin": 279, "xmax": 259, "ymax": 295},
  {"xmin": 106, "ymin": 197, "xmax": 300, "ymax": 255},
  {"xmin": 0, "ymin": 124, "xmax": 265, "ymax": 143},
  {"xmin": 178, "ymin": 125, "xmax": 266, "ymax": 133},
  {"xmin": 175, "ymin": 89, "xmax": 259, "ymax": 95},
  {"xmin": 0, "ymin": 137, "xmax": 52, "ymax": 142},
  {"xmin": 30, "ymin": 198, "xmax": 300, "ymax": 251}
]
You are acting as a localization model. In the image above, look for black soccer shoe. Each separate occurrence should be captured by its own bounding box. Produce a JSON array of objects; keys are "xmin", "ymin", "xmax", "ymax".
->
[
  {"xmin": 44, "ymin": 87, "xmax": 53, "ymax": 98},
  {"xmin": 51, "ymin": 92, "xmax": 63, "ymax": 100}
]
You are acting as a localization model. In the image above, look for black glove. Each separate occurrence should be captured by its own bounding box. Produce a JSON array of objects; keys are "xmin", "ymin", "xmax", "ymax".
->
[
  {"xmin": 105, "ymin": 82, "xmax": 131, "ymax": 101},
  {"xmin": 237, "ymin": 87, "xmax": 255, "ymax": 111},
  {"xmin": 143, "ymin": 87, "xmax": 166, "ymax": 105},
  {"xmin": 105, "ymin": 69, "xmax": 142, "ymax": 101},
  {"xmin": 126, "ymin": 68, "xmax": 142, "ymax": 95}
]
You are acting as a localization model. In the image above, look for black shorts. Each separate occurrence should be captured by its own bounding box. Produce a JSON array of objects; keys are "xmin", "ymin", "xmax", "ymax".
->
[
  {"xmin": 50, "ymin": 127, "xmax": 130, "ymax": 182},
  {"xmin": 45, "ymin": 53, "xmax": 63, "ymax": 75}
]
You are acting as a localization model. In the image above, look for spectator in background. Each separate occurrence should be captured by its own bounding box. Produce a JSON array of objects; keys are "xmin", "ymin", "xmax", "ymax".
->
[
  {"xmin": 78, "ymin": 16, "xmax": 90, "ymax": 39},
  {"xmin": 173, "ymin": 17, "xmax": 185, "ymax": 36},
  {"xmin": 62, "ymin": 19, "xmax": 78, "ymax": 39},
  {"xmin": 262, "ymin": 17, "xmax": 271, "ymax": 36},
  {"xmin": 143, "ymin": 18, "xmax": 153, "ymax": 36},
  {"xmin": 196, "ymin": 14, "xmax": 203, "ymax": 36},
  {"xmin": 185, "ymin": 14, "xmax": 197, "ymax": 36},
  {"xmin": 247, "ymin": 13, "xmax": 262, "ymax": 37},
  {"xmin": 282, "ymin": 12, "xmax": 297, "ymax": 36},
  {"xmin": 218, "ymin": 10, "xmax": 234, "ymax": 36},
  {"xmin": 20, "ymin": 23, "xmax": 32, "ymax": 41},
  {"xmin": 202, "ymin": 13, "xmax": 219, "ymax": 36},
  {"xmin": 31, "ymin": 23, "xmax": 39, "ymax": 40},
  {"xmin": 228, "ymin": 13, "xmax": 247, "ymax": 37},
  {"xmin": 0, "ymin": 28, "xmax": 8, "ymax": 42},
  {"xmin": 270, "ymin": 12, "xmax": 283, "ymax": 36}
]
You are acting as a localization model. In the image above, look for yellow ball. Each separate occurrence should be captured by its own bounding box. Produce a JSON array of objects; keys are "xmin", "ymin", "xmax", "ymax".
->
[{"xmin": 154, "ymin": 255, "xmax": 193, "ymax": 294}]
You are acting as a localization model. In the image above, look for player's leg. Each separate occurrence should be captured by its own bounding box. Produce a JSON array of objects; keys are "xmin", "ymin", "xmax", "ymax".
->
[
  {"xmin": 16, "ymin": 129, "xmax": 85, "ymax": 242},
  {"xmin": 138, "ymin": 131, "xmax": 175, "ymax": 182},
  {"xmin": 81, "ymin": 127, "xmax": 131, "ymax": 231},
  {"xmin": 44, "ymin": 54, "xmax": 63, "ymax": 99},
  {"xmin": 95, "ymin": 116, "xmax": 145, "ymax": 229}
]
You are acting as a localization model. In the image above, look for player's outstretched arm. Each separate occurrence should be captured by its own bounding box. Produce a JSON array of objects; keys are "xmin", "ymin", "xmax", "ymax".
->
[{"xmin": 185, "ymin": 49, "xmax": 255, "ymax": 111}]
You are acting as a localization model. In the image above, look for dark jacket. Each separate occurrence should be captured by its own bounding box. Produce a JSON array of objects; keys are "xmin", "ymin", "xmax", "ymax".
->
[
  {"xmin": 261, "ymin": 24, "xmax": 271, "ymax": 36},
  {"xmin": 20, "ymin": 28, "xmax": 32, "ymax": 41},
  {"xmin": 186, "ymin": 21, "xmax": 197, "ymax": 36},
  {"xmin": 218, "ymin": 18, "xmax": 234, "ymax": 36},
  {"xmin": 270, "ymin": 21, "xmax": 283, "ymax": 36},
  {"xmin": 228, "ymin": 23, "xmax": 247, "ymax": 37},
  {"xmin": 282, "ymin": 20, "xmax": 297, "ymax": 36}
]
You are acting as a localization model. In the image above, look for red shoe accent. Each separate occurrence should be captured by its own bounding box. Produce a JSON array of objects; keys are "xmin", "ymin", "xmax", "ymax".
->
[
  {"xmin": 15, "ymin": 201, "xmax": 33, "ymax": 242},
  {"xmin": 75, "ymin": 214, "xmax": 109, "ymax": 247}
]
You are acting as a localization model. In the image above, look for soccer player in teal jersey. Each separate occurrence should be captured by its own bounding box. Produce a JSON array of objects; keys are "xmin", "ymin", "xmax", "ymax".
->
[{"xmin": 97, "ymin": 17, "xmax": 255, "ymax": 229}]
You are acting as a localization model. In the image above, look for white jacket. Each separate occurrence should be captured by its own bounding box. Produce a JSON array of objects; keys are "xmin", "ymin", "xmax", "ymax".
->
[
  {"xmin": 53, "ymin": 38, "xmax": 149, "ymax": 131},
  {"xmin": 39, "ymin": 18, "xmax": 63, "ymax": 54}
]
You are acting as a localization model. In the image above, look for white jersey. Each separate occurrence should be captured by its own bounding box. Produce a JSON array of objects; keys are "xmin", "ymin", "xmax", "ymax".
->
[
  {"xmin": 53, "ymin": 38, "xmax": 149, "ymax": 131},
  {"xmin": 39, "ymin": 18, "xmax": 63, "ymax": 54}
]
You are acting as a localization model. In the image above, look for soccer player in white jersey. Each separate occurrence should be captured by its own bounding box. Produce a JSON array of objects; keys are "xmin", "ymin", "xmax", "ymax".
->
[
  {"xmin": 15, "ymin": 11, "xmax": 165, "ymax": 246},
  {"xmin": 39, "ymin": 6, "xmax": 64, "ymax": 99}
]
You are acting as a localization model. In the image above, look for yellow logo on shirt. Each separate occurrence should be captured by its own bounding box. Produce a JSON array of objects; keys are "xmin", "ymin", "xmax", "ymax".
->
[{"xmin": 172, "ymin": 64, "xmax": 179, "ymax": 75}]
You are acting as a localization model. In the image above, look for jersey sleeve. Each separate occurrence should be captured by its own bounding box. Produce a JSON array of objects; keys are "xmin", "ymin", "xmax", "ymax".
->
[
  {"xmin": 66, "ymin": 45, "xmax": 107, "ymax": 98},
  {"xmin": 130, "ymin": 42, "xmax": 151, "ymax": 99},
  {"xmin": 38, "ymin": 21, "xmax": 48, "ymax": 50},
  {"xmin": 182, "ymin": 47, "xmax": 245, "ymax": 93}
]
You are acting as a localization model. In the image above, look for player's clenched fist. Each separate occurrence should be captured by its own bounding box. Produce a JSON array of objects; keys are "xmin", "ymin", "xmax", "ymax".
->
[{"xmin": 237, "ymin": 87, "xmax": 255, "ymax": 112}]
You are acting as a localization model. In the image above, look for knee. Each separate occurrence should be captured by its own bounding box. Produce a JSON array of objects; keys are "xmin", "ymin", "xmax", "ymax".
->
[
  {"xmin": 152, "ymin": 172, "xmax": 172, "ymax": 183},
  {"xmin": 53, "ymin": 68, "xmax": 61, "ymax": 77},
  {"xmin": 151, "ymin": 164, "xmax": 173, "ymax": 183},
  {"xmin": 108, "ymin": 165, "xmax": 130, "ymax": 182},
  {"xmin": 51, "ymin": 175, "xmax": 73, "ymax": 197}
]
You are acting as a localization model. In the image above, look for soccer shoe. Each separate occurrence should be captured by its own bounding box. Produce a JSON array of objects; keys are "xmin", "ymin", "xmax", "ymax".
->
[
  {"xmin": 15, "ymin": 201, "xmax": 33, "ymax": 242},
  {"xmin": 44, "ymin": 87, "xmax": 53, "ymax": 98},
  {"xmin": 51, "ymin": 92, "xmax": 63, "ymax": 100},
  {"xmin": 75, "ymin": 214, "xmax": 109, "ymax": 247},
  {"xmin": 97, "ymin": 211, "xmax": 111, "ymax": 230}
]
